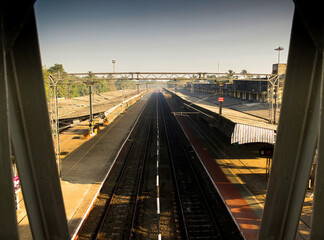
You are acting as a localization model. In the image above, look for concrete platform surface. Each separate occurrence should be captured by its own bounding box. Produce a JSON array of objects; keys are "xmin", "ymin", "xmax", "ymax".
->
[
  {"xmin": 173, "ymin": 89, "xmax": 277, "ymax": 131},
  {"xmin": 179, "ymin": 89, "xmax": 276, "ymax": 121}
]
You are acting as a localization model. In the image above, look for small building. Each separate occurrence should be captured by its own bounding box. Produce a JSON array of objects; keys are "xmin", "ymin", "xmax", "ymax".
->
[
  {"xmin": 231, "ymin": 79, "xmax": 268, "ymax": 102},
  {"xmin": 272, "ymin": 63, "xmax": 287, "ymax": 75}
]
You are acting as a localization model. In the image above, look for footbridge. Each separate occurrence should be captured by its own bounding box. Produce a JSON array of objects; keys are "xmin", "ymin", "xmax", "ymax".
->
[{"xmin": 50, "ymin": 71, "xmax": 277, "ymax": 82}]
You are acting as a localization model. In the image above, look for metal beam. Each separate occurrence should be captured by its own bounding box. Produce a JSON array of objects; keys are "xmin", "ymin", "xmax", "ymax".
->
[
  {"xmin": 292, "ymin": 1, "xmax": 324, "ymax": 239},
  {"xmin": 0, "ymin": 8, "xmax": 19, "ymax": 239},
  {"xmin": 312, "ymin": 54, "xmax": 324, "ymax": 239},
  {"xmin": 2, "ymin": 2, "xmax": 69, "ymax": 239},
  {"xmin": 259, "ymin": 4, "xmax": 322, "ymax": 239}
]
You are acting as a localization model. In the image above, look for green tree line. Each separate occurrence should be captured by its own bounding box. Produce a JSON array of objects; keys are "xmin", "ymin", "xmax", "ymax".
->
[{"xmin": 43, "ymin": 64, "xmax": 137, "ymax": 100}]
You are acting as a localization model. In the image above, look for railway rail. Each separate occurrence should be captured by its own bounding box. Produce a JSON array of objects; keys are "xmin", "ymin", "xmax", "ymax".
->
[
  {"xmin": 76, "ymin": 91, "xmax": 242, "ymax": 240},
  {"xmin": 94, "ymin": 100, "xmax": 153, "ymax": 239},
  {"xmin": 161, "ymin": 94, "xmax": 221, "ymax": 239},
  {"xmin": 160, "ymin": 92, "xmax": 242, "ymax": 240}
]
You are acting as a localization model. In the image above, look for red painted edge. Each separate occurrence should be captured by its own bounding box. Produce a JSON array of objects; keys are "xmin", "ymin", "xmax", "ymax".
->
[{"xmin": 172, "ymin": 106, "xmax": 260, "ymax": 240}]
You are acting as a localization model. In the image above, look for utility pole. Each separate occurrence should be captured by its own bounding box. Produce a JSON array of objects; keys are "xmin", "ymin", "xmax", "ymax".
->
[
  {"xmin": 218, "ymin": 82, "xmax": 224, "ymax": 117},
  {"xmin": 54, "ymin": 84, "xmax": 60, "ymax": 175},
  {"xmin": 89, "ymin": 85, "xmax": 93, "ymax": 124},
  {"xmin": 49, "ymin": 75, "xmax": 61, "ymax": 176},
  {"xmin": 84, "ymin": 79, "xmax": 99, "ymax": 135},
  {"xmin": 274, "ymin": 46, "xmax": 284, "ymax": 124},
  {"xmin": 85, "ymin": 83, "xmax": 94, "ymax": 134},
  {"xmin": 121, "ymin": 82, "xmax": 125, "ymax": 102},
  {"xmin": 136, "ymin": 83, "xmax": 140, "ymax": 93},
  {"xmin": 174, "ymin": 79, "xmax": 177, "ymax": 93},
  {"xmin": 273, "ymin": 78, "xmax": 278, "ymax": 124},
  {"xmin": 66, "ymin": 83, "xmax": 70, "ymax": 99},
  {"xmin": 268, "ymin": 80, "xmax": 273, "ymax": 123},
  {"xmin": 271, "ymin": 81, "xmax": 274, "ymax": 123}
]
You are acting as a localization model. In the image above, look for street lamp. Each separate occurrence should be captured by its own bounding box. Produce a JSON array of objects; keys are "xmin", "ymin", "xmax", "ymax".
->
[
  {"xmin": 274, "ymin": 46, "xmax": 284, "ymax": 68},
  {"xmin": 112, "ymin": 59, "xmax": 116, "ymax": 73}
]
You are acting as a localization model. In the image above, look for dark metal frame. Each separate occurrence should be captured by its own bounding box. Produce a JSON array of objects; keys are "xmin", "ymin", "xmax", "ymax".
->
[
  {"xmin": 0, "ymin": 1, "xmax": 69, "ymax": 239},
  {"xmin": 259, "ymin": 1, "xmax": 324, "ymax": 239},
  {"xmin": 3, "ymin": 0, "xmax": 324, "ymax": 239}
]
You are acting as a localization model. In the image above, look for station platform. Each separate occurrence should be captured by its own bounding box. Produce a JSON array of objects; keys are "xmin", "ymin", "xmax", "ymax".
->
[
  {"xmin": 166, "ymin": 89, "xmax": 312, "ymax": 240},
  {"xmin": 17, "ymin": 92, "xmax": 151, "ymax": 239},
  {"xmin": 170, "ymin": 89, "xmax": 277, "ymax": 145},
  {"xmin": 55, "ymin": 89, "xmax": 138, "ymax": 120}
]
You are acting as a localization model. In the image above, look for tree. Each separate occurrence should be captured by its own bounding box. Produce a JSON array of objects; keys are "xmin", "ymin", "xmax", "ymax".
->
[
  {"xmin": 227, "ymin": 70, "xmax": 235, "ymax": 76},
  {"xmin": 240, "ymin": 69, "xmax": 253, "ymax": 79},
  {"xmin": 43, "ymin": 64, "xmax": 67, "ymax": 99},
  {"xmin": 241, "ymin": 69, "xmax": 248, "ymax": 75},
  {"xmin": 86, "ymin": 71, "xmax": 95, "ymax": 80},
  {"xmin": 48, "ymin": 64, "xmax": 65, "ymax": 74}
]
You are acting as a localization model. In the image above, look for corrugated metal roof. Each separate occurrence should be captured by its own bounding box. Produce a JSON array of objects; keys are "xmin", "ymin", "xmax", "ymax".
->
[{"xmin": 231, "ymin": 123, "xmax": 276, "ymax": 144}]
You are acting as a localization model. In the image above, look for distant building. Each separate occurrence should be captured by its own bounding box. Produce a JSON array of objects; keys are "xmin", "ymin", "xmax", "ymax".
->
[
  {"xmin": 272, "ymin": 63, "xmax": 287, "ymax": 75},
  {"xmin": 231, "ymin": 79, "xmax": 268, "ymax": 102},
  {"xmin": 185, "ymin": 63, "xmax": 286, "ymax": 104}
]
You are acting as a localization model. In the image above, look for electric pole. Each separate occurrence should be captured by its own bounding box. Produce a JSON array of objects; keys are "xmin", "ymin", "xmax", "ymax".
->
[
  {"xmin": 274, "ymin": 46, "xmax": 284, "ymax": 124},
  {"xmin": 49, "ymin": 75, "xmax": 61, "ymax": 177}
]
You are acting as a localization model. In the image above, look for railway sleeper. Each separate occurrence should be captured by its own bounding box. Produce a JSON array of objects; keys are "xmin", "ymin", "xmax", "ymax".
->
[{"xmin": 186, "ymin": 218, "xmax": 211, "ymax": 223}]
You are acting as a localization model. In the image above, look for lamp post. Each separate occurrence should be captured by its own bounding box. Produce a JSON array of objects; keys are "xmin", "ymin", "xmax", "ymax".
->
[
  {"xmin": 112, "ymin": 60, "xmax": 116, "ymax": 81},
  {"xmin": 112, "ymin": 59, "xmax": 116, "ymax": 73},
  {"xmin": 274, "ymin": 46, "xmax": 284, "ymax": 67}
]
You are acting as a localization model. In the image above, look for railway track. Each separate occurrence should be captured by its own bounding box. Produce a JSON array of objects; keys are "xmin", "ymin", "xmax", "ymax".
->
[
  {"xmin": 160, "ymin": 92, "xmax": 243, "ymax": 240},
  {"xmin": 93, "ymin": 93, "xmax": 154, "ymax": 239},
  {"xmin": 76, "ymin": 91, "xmax": 242, "ymax": 240},
  {"xmin": 75, "ymin": 94, "xmax": 154, "ymax": 239},
  {"xmin": 161, "ymin": 94, "xmax": 221, "ymax": 239}
]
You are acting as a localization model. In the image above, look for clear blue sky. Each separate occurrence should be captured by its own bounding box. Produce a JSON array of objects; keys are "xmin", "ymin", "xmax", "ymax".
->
[{"xmin": 35, "ymin": 0, "xmax": 294, "ymax": 74}]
